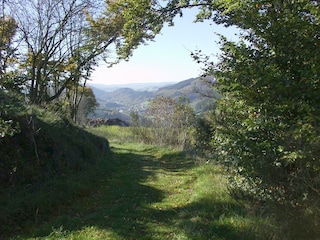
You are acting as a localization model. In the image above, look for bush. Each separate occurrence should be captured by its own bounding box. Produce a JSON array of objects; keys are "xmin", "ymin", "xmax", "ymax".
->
[
  {"xmin": 194, "ymin": 114, "xmax": 215, "ymax": 156},
  {"xmin": 137, "ymin": 96, "xmax": 196, "ymax": 150}
]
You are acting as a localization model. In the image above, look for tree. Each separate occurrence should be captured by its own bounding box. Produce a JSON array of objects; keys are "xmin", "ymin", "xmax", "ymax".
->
[
  {"xmin": 94, "ymin": 0, "xmax": 165, "ymax": 61},
  {"xmin": 4, "ymin": 0, "xmax": 125, "ymax": 105},
  {"xmin": 193, "ymin": 1, "xmax": 320, "ymax": 238},
  {"xmin": 211, "ymin": 0, "xmax": 320, "ymax": 195},
  {"xmin": 147, "ymin": 96, "xmax": 177, "ymax": 130},
  {"xmin": 0, "ymin": 14, "xmax": 22, "ymax": 138},
  {"xmin": 130, "ymin": 110, "xmax": 140, "ymax": 127},
  {"xmin": 0, "ymin": 15, "xmax": 17, "ymax": 76},
  {"xmin": 70, "ymin": 86, "xmax": 98, "ymax": 124},
  {"xmin": 146, "ymin": 96, "xmax": 195, "ymax": 148}
]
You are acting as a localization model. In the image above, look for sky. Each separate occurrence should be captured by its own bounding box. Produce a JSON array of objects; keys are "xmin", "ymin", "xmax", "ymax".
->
[{"xmin": 90, "ymin": 8, "xmax": 238, "ymax": 85}]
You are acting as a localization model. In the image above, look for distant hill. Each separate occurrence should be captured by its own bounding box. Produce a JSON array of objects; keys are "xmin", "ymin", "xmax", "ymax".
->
[
  {"xmin": 90, "ymin": 77, "xmax": 219, "ymax": 120},
  {"xmin": 156, "ymin": 77, "xmax": 220, "ymax": 113},
  {"xmin": 105, "ymin": 88, "xmax": 154, "ymax": 104},
  {"xmin": 158, "ymin": 78, "xmax": 196, "ymax": 91},
  {"xmin": 89, "ymin": 82, "xmax": 177, "ymax": 93}
]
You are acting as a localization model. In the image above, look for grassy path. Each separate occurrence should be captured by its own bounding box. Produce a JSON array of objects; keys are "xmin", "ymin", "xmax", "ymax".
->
[{"xmin": 11, "ymin": 142, "xmax": 260, "ymax": 240}]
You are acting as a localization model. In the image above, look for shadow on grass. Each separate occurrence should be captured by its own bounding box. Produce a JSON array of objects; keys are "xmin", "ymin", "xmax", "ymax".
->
[
  {"xmin": 148, "ymin": 198, "xmax": 256, "ymax": 240},
  {"xmin": 12, "ymin": 146, "xmax": 258, "ymax": 240}
]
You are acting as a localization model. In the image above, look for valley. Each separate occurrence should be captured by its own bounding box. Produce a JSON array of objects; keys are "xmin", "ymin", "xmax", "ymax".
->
[{"xmin": 89, "ymin": 77, "xmax": 219, "ymax": 122}]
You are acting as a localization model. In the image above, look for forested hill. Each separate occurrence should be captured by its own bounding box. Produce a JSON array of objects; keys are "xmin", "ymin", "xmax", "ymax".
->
[{"xmin": 90, "ymin": 77, "xmax": 219, "ymax": 119}]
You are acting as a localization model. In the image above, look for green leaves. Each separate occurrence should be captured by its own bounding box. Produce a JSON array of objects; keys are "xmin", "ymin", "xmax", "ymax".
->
[
  {"xmin": 94, "ymin": 0, "xmax": 165, "ymax": 60},
  {"xmin": 0, "ymin": 90, "xmax": 23, "ymax": 138},
  {"xmin": 0, "ymin": 16, "xmax": 18, "ymax": 76},
  {"xmin": 204, "ymin": 1, "xmax": 320, "ymax": 221}
]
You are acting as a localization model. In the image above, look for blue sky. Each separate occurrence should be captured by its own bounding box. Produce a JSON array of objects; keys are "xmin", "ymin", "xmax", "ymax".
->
[{"xmin": 90, "ymin": 8, "xmax": 238, "ymax": 85}]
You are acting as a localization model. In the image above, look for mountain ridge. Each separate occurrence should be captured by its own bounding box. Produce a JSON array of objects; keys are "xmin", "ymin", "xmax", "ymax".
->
[{"xmin": 90, "ymin": 77, "xmax": 218, "ymax": 120}]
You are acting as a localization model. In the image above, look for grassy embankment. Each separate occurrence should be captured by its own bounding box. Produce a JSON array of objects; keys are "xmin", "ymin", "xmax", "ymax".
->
[{"xmin": 4, "ymin": 125, "xmax": 268, "ymax": 240}]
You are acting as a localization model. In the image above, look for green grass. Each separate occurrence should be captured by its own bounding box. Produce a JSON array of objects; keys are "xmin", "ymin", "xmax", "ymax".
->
[
  {"xmin": 5, "ymin": 127, "xmax": 267, "ymax": 240},
  {"xmin": 88, "ymin": 125, "xmax": 134, "ymax": 143}
]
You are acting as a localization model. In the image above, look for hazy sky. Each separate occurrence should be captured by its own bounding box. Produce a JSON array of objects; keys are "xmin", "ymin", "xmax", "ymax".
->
[{"xmin": 90, "ymin": 8, "xmax": 238, "ymax": 85}]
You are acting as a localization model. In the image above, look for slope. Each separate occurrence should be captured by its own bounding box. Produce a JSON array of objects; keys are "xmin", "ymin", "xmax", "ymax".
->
[{"xmin": 0, "ymin": 107, "xmax": 110, "ymax": 238}]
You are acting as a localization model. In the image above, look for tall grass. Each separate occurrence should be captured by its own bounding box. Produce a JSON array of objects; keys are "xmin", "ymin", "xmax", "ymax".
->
[
  {"xmin": 88, "ymin": 125, "xmax": 135, "ymax": 143},
  {"xmin": 89, "ymin": 125, "xmax": 194, "ymax": 150}
]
